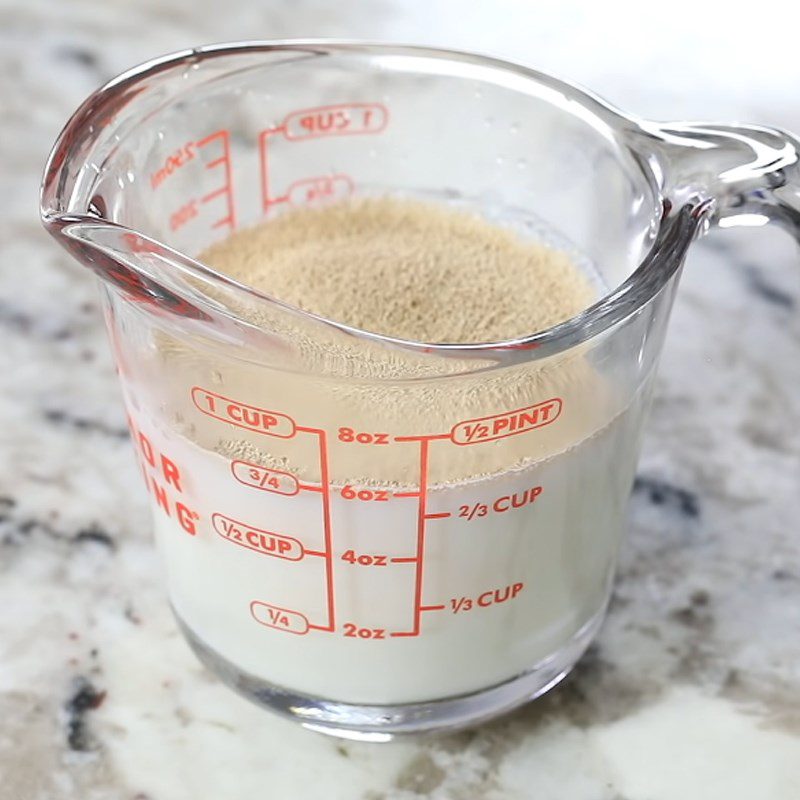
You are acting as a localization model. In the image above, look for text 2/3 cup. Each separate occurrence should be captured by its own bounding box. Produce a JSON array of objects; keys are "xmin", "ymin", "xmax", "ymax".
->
[{"xmin": 41, "ymin": 42, "xmax": 800, "ymax": 737}]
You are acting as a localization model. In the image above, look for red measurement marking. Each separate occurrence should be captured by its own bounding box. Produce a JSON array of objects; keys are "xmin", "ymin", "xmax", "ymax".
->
[
  {"xmin": 259, "ymin": 126, "xmax": 283, "ymax": 213},
  {"xmin": 424, "ymin": 512, "xmax": 451, "ymax": 520},
  {"xmin": 449, "ymin": 583, "xmax": 525, "ymax": 614},
  {"xmin": 390, "ymin": 438, "xmax": 430, "ymax": 638},
  {"xmin": 318, "ymin": 428, "xmax": 336, "ymax": 632},
  {"xmin": 420, "ymin": 604, "xmax": 446, "ymax": 612},
  {"xmin": 341, "ymin": 486, "xmax": 390, "ymax": 502},
  {"xmin": 337, "ymin": 427, "xmax": 389, "ymax": 445},
  {"xmin": 458, "ymin": 486, "xmax": 544, "ymax": 521},
  {"xmin": 150, "ymin": 141, "xmax": 197, "ymax": 190},
  {"xmin": 201, "ymin": 186, "xmax": 228, "ymax": 203},
  {"xmin": 463, "ymin": 503, "xmax": 482, "ymax": 522},
  {"xmin": 343, "ymin": 623, "xmax": 385, "ymax": 639},
  {"xmin": 259, "ymin": 102, "xmax": 388, "ymax": 211},
  {"xmin": 390, "ymin": 556, "xmax": 419, "ymax": 564},
  {"xmin": 196, "ymin": 129, "xmax": 236, "ymax": 230},
  {"xmin": 393, "ymin": 434, "xmax": 450, "ymax": 443},
  {"xmin": 283, "ymin": 103, "xmax": 388, "ymax": 140},
  {"xmin": 451, "ymin": 398, "xmax": 562, "ymax": 445},
  {"xmin": 294, "ymin": 426, "xmax": 337, "ymax": 633},
  {"xmin": 412, "ymin": 439, "xmax": 429, "ymax": 634},
  {"xmin": 341, "ymin": 550, "xmax": 388, "ymax": 567},
  {"xmin": 191, "ymin": 387, "xmax": 296, "ymax": 438},
  {"xmin": 230, "ymin": 460, "xmax": 299, "ymax": 496},
  {"xmin": 287, "ymin": 174, "xmax": 354, "ymax": 206},
  {"xmin": 212, "ymin": 513, "xmax": 303, "ymax": 561},
  {"xmin": 169, "ymin": 199, "xmax": 198, "ymax": 232},
  {"xmin": 393, "ymin": 490, "xmax": 420, "ymax": 498},
  {"xmin": 250, "ymin": 601, "xmax": 309, "ymax": 635},
  {"xmin": 298, "ymin": 483, "xmax": 323, "ymax": 493}
]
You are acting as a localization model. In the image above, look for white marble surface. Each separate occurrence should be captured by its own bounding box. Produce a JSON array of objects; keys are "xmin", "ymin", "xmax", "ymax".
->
[{"xmin": 2, "ymin": 1, "xmax": 800, "ymax": 798}]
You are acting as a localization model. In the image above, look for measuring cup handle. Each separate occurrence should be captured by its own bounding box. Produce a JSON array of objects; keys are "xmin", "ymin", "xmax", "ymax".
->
[{"xmin": 634, "ymin": 121, "xmax": 800, "ymax": 237}]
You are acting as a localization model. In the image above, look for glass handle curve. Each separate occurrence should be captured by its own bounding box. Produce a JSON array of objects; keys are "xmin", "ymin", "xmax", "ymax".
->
[{"xmin": 635, "ymin": 121, "xmax": 800, "ymax": 238}]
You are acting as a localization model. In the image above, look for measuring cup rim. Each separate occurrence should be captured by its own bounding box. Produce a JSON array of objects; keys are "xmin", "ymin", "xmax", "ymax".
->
[{"xmin": 40, "ymin": 40, "xmax": 707, "ymax": 361}]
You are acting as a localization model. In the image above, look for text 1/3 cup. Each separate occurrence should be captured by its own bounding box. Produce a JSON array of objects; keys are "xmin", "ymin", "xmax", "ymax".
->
[{"xmin": 41, "ymin": 42, "xmax": 800, "ymax": 738}]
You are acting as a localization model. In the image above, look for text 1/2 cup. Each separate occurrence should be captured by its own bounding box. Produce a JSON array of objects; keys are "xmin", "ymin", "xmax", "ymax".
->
[{"xmin": 41, "ymin": 42, "xmax": 800, "ymax": 738}]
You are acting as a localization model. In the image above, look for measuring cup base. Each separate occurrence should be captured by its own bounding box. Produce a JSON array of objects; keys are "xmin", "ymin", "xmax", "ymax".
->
[{"xmin": 176, "ymin": 609, "xmax": 605, "ymax": 739}]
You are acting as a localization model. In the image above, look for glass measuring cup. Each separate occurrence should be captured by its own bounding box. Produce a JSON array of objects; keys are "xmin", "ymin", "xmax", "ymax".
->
[{"xmin": 40, "ymin": 42, "xmax": 800, "ymax": 738}]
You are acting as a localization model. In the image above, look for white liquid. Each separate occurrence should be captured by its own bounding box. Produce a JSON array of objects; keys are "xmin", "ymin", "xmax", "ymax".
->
[{"xmin": 124, "ymin": 378, "xmax": 650, "ymax": 705}]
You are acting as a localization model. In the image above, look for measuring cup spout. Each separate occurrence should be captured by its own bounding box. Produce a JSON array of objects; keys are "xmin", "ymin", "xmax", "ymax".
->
[
  {"xmin": 41, "ymin": 211, "xmax": 216, "ymax": 321},
  {"xmin": 632, "ymin": 121, "xmax": 800, "ymax": 235},
  {"xmin": 41, "ymin": 211, "xmax": 302, "ymax": 360}
]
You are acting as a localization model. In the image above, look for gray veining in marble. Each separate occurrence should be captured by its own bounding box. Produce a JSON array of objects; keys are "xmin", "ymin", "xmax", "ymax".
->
[{"xmin": 1, "ymin": 1, "xmax": 799, "ymax": 798}]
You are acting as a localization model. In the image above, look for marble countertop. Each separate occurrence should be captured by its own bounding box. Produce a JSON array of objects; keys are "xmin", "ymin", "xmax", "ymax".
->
[{"xmin": 2, "ymin": 1, "xmax": 800, "ymax": 798}]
